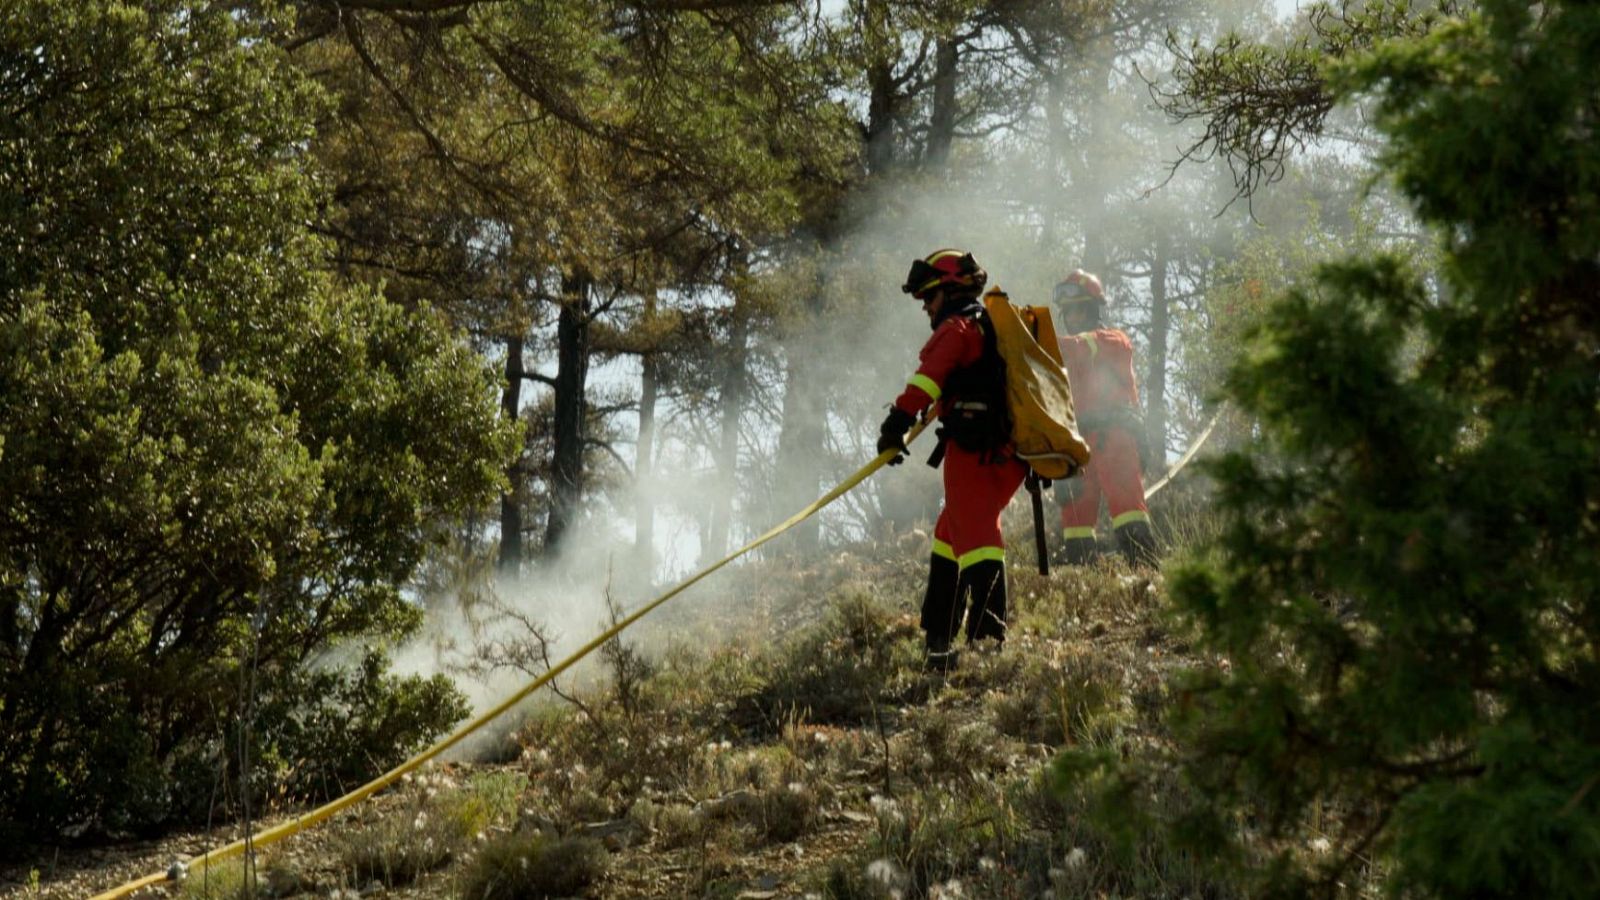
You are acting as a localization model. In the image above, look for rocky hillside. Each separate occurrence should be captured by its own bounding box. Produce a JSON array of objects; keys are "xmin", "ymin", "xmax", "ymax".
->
[{"xmin": 5, "ymin": 540, "xmax": 1319, "ymax": 899}]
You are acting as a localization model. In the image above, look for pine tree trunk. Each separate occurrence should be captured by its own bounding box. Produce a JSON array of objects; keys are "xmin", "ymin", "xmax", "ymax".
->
[
  {"xmin": 635, "ymin": 305, "xmax": 660, "ymax": 576},
  {"xmin": 1077, "ymin": 56, "xmax": 1114, "ymax": 280},
  {"xmin": 864, "ymin": 2, "xmax": 898, "ymax": 177},
  {"xmin": 1146, "ymin": 241, "xmax": 1170, "ymax": 475},
  {"xmin": 774, "ymin": 332, "xmax": 824, "ymax": 551},
  {"xmin": 498, "ymin": 333, "xmax": 525, "ymax": 573},
  {"xmin": 925, "ymin": 37, "xmax": 958, "ymax": 170},
  {"xmin": 544, "ymin": 275, "xmax": 590, "ymax": 557},
  {"xmin": 1042, "ymin": 72, "xmax": 1068, "ymax": 253},
  {"xmin": 703, "ymin": 303, "xmax": 748, "ymax": 564}
]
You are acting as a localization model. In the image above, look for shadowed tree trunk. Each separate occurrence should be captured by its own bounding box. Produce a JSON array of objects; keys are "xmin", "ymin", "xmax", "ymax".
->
[
  {"xmin": 1075, "ymin": 52, "xmax": 1114, "ymax": 281},
  {"xmin": 544, "ymin": 274, "xmax": 591, "ymax": 557},
  {"xmin": 498, "ymin": 333, "xmax": 525, "ymax": 573},
  {"xmin": 863, "ymin": 1, "xmax": 899, "ymax": 177},
  {"xmin": 1041, "ymin": 70, "xmax": 1068, "ymax": 253},
  {"xmin": 1146, "ymin": 239, "xmax": 1170, "ymax": 474},
  {"xmin": 703, "ymin": 296, "xmax": 749, "ymax": 564},
  {"xmin": 774, "ymin": 317, "xmax": 825, "ymax": 551},
  {"xmin": 635, "ymin": 294, "xmax": 660, "ymax": 577},
  {"xmin": 925, "ymin": 36, "xmax": 959, "ymax": 170}
]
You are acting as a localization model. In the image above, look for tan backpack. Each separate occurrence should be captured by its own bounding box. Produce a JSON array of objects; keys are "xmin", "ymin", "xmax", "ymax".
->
[{"xmin": 982, "ymin": 287, "xmax": 1091, "ymax": 480}]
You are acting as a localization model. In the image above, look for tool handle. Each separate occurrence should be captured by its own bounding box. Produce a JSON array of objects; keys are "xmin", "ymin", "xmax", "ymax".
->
[{"xmin": 1026, "ymin": 472, "xmax": 1049, "ymax": 576}]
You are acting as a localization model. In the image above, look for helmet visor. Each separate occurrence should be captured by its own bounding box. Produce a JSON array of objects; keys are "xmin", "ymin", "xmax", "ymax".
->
[
  {"xmin": 1053, "ymin": 280, "xmax": 1090, "ymax": 304},
  {"xmin": 902, "ymin": 259, "xmax": 941, "ymax": 297}
]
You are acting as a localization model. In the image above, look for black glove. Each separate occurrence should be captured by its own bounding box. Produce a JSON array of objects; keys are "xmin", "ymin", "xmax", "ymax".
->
[{"xmin": 876, "ymin": 407, "xmax": 916, "ymax": 465}]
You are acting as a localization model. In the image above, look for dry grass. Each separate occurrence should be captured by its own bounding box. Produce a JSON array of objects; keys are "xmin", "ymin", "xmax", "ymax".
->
[
  {"xmin": 332, "ymin": 767, "xmax": 525, "ymax": 888},
  {"xmin": 55, "ymin": 508, "xmax": 1385, "ymax": 899},
  {"xmin": 455, "ymin": 832, "xmax": 608, "ymax": 899}
]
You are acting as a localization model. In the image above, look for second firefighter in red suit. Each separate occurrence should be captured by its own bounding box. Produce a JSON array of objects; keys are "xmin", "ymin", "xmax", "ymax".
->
[
  {"xmin": 1053, "ymin": 269, "xmax": 1158, "ymax": 565},
  {"xmin": 878, "ymin": 249, "xmax": 1027, "ymax": 671}
]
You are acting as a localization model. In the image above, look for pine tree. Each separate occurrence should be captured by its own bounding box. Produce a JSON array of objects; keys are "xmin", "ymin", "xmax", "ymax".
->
[{"xmin": 1065, "ymin": 2, "xmax": 1600, "ymax": 895}]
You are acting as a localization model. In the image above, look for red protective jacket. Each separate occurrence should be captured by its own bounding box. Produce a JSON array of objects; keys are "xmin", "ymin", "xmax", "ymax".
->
[
  {"xmin": 892, "ymin": 308, "xmax": 1026, "ymax": 570},
  {"xmin": 1060, "ymin": 327, "xmax": 1139, "ymax": 415},
  {"xmin": 893, "ymin": 313, "xmax": 987, "ymax": 419},
  {"xmin": 1057, "ymin": 327, "xmax": 1148, "ymax": 537}
]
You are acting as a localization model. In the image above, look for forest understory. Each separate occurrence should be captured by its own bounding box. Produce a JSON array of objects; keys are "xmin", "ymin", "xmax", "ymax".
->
[{"xmin": 8, "ymin": 525, "xmax": 1349, "ymax": 900}]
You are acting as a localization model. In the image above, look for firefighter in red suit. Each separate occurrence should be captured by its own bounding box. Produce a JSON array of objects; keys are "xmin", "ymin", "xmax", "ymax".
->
[
  {"xmin": 877, "ymin": 249, "xmax": 1027, "ymax": 671},
  {"xmin": 1053, "ymin": 269, "xmax": 1158, "ymax": 566}
]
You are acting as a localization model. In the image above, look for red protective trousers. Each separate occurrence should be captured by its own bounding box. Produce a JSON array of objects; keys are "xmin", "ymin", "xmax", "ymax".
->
[
  {"xmin": 1059, "ymin": 427, "xmax": 1147, "ymax": 538},
  {"xmin": 931, "ymin": 444, "xmax": 1028, "ymax": 570},
  {"xmin": 1057, "ymin": 326, "xmax": 1149, "ymax": 540}
]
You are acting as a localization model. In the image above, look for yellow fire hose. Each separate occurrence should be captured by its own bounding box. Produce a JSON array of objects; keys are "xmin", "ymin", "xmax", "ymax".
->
[
  {"xmin": 90, "ymin": 420, "xmax": 930, "ymax": 900},
  {"xmin": 1143, "ymin": 408, "xmax": 1222, "ymax": 501}
]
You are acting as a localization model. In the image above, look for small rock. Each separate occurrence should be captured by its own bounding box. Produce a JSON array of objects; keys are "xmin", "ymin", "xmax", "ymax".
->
[{"xmin": 577, "ymin": 818, "xmax": 642, "ymax": 851}]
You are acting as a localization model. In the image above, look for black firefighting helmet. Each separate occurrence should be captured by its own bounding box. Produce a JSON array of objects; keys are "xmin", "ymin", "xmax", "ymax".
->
[{"xmin": 901, "ymin": 249, "xmax": 987, "ymax": 300}]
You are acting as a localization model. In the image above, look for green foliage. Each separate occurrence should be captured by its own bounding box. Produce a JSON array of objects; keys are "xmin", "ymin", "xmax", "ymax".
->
[
  {"xmin": 0, "ymin": 0, "xmax": 516, "ymax": 836},
  {"xmin": 1166, "ymin": 0, "xmax": 1467, "ymax": 199},
  {"xmin": 178, "ymin": 855, "xmax": 305, "ymax": 900},
  {"xmin": 1076, "ymin": 1, "xmax": 1600, "ymax": 896},
  {"xmin": 240, "ymin": 650, "xmax": 471, "ymax": 803},
  {"xmin": 455, "ymin": 832, "xmax": 609, "ymax": 900},
  {"xmin": 989, "ymin": 647, "xmax": 1128, "ymax": 748},
  {"xmin": 179, "ymin": 860, "xmax": 255, "ymax": 900},
  {"xmin": 336, "ymin": 768, "xmax": 524, "ymax": 888},
  {"xmin": 738, "ymin": 593, "xmax": 922, "ymax": 732},
  {"xmin": 338, "ymin": 808, "xmax": 458, "ymax": 888},
  {"xmin": 446, "ymin": 770, "xmax": 530, "ymax": 838}
]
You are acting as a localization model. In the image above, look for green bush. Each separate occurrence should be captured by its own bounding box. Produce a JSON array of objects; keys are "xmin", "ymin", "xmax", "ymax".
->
[
  {"xmin": 990, "ymin": 648, "xmax": 1128, "ymax": 747},
  {"xmin": 179, "ymin": 860, "xmax": 256, "ymax": 900},
  {"xmin": 738, "ymin": 593, "xmax": 920, "ymax": 733},
  {"xmin": 752, "ymin": 783, "xmax": 818, "ymax": 844},
  {"xmin": 0, "ymin": 0, "xmax": 511, "ymax": 837},
  {"xmin": 1063, "ymin": 2, "xmax": 1600, "ymax": 896},
  {"xmin": 338, "ymin": 809, "xmax": 459, "ymax": 887},
  {"xmin": 443, "ymin": 770, "xmax": 530, "ymax": 838},
  {"xmin": 232, "ymin": 651, "xmax": 471, "ymax": 812},
  {"xmin": 456, "ymin": 833, "xmax": 609, "ymax": 899}
]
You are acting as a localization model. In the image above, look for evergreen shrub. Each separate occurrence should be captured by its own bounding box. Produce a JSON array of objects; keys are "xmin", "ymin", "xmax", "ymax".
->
[{"xmin": 1060, "ymin": 2, "xmax": 1600, "ymax": 896}]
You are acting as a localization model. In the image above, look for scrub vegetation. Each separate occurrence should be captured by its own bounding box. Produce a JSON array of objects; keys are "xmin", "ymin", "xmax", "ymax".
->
[{"xmin": 28, "ymin": 545, "xmax": 1314, "ymax": 898}]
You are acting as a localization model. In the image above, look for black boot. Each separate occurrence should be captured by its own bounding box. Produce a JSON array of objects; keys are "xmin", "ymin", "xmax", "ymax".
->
[
  {"xmin": 924, "ymin": 632, "xmax": 958, "ymax": 672},
  {"xmin": 1057, "ymin": 536, "xmax": 1098, "ymax": 566},
  {"xmin": 1115, "ymin": 520, "xmax": 1159, "ymax": 566},
  {"xmin": 959, "ymin": 559, "xmax": 1008, "ymax": 646},
  {"xmin": 919, "ymin": 553, "xmax": 961, "ymax": 671}
]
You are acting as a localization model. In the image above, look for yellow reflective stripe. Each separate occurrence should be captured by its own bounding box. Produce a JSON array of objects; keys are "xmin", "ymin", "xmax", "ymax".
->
[
  {"xmin": 957, "ymin": 546, "xmax": 1005, "ymax": 570},
  {"xmin": 1062, "ymin": 526, "xmax": 1096, "ymax": 541},
  {"xmin": 931, "ymin": 539, "xmax": 956, "ymax": 562},
  {"xmin": 1084, "ymin": 333, "xmax": 1099, "ymax": 360},
  {"xmin": 907, "ymin": 373, "xmax": 941, "ymax": 401},
  {"xmin": 1112, "ymin": 509, "xmax": 1150, "ymax": 529}
]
